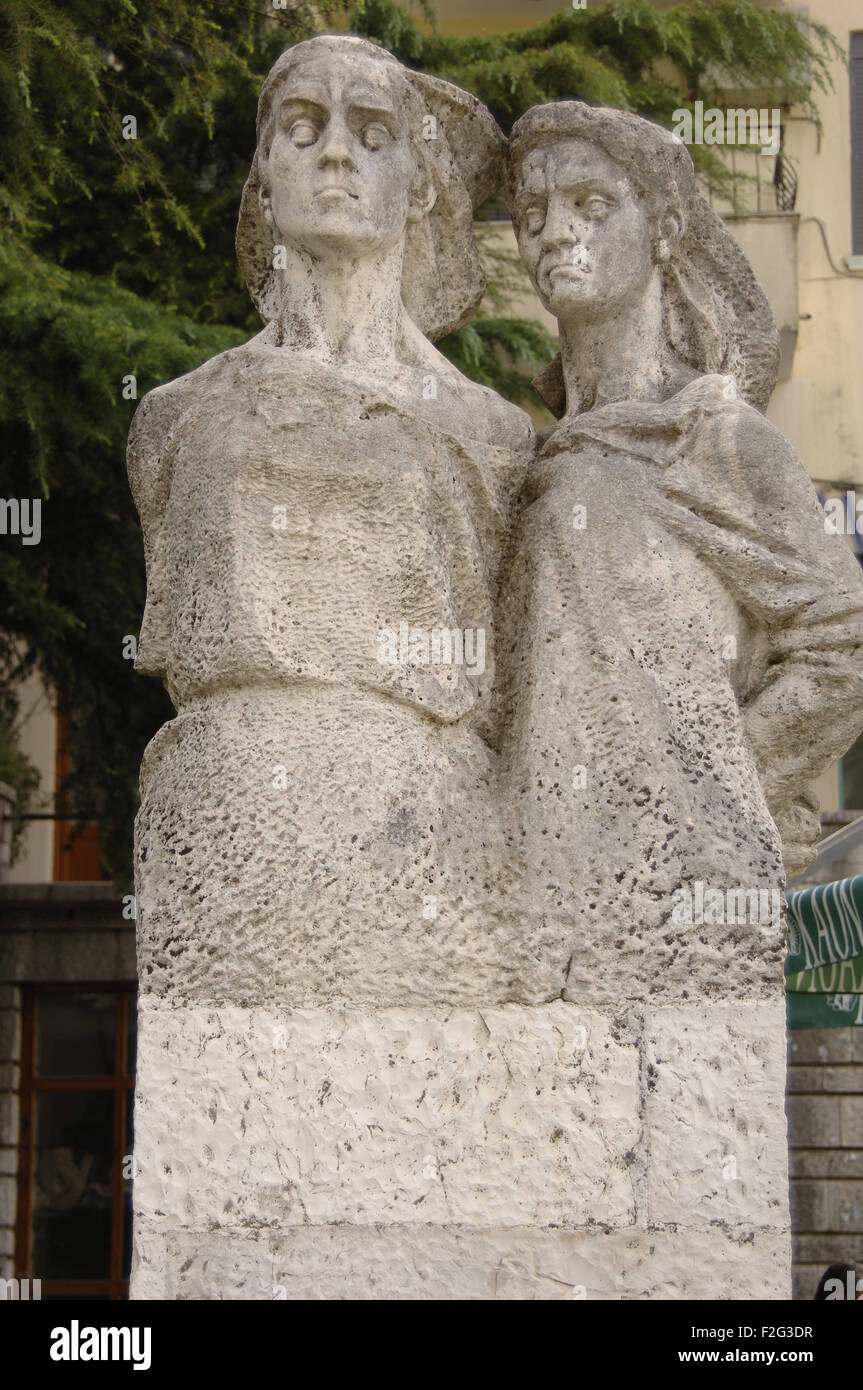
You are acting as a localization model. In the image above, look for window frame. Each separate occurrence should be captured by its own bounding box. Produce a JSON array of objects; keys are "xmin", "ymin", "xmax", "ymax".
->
[{"xmin": 14, "ymin": 981, "xmax": 136, "ymax": 1300}]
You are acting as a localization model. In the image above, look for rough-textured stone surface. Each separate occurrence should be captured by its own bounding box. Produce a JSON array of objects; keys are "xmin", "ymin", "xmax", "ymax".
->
[
  {"xmin": 503, "ymin": 102, "xmax": 863, "ymax": 886},
  {"xmin": 132, "ymin": 1222, "xmax": 789, "ymax": 1301},
  {"xmin": 128, "ymin": 76, "xmax": 863, "ymax": 1299},
  {"xmin": 645, "ymin": 1003, "xmax": 789, "ymax": 1230},
  {"xmin": 133, "ymin": 1000, "xmax": 640, "ymax": 1232},
  {"xmin": 794, "ymin": 1233, "xmax": 863, "ymax": 1264},
  {"xmin": 131, "ymin": 998, "xmax": 790, "ymax": 1298}
]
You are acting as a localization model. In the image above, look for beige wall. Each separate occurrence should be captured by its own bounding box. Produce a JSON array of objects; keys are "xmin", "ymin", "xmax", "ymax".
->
[
  {"xmin": 5, "ymin": 669, "xmax": 55, "ymax": 884},
  {"xmin": 766, "ymin": 1, "xmax": 863, "ymax": 485}
]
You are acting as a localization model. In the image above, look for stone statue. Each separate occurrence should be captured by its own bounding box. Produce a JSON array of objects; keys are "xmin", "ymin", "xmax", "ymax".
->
[
  {"xmin": 489, "ymin": 101, "xmax": 863, "ymax": 1298},
  {"xmin": 499, "ymin": 102, "xmax": 863, "ymax": 1006},
  {"xmin": 127, "ymin": 56, "xmax": 863, "ymax": 1299},
  {"xmin": 128, "ymin": 36, "xmax": 534, "ymax": 1010}
]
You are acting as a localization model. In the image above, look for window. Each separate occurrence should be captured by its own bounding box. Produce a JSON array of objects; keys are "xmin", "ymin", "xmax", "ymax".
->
[
  {"xmin": 840, "ymin": 731, "xmax": 863, "ymax": 814},
  {"xmin": 53, "ymin": 710, "xmax": 106, "ymax": 881},
  {"xmin": 15, "ymin": 984, "xmax": 136, "ymax": 1299},
  {"xmin": 852, "ymin": 33, "xmax": 863, "ymax": 254}
]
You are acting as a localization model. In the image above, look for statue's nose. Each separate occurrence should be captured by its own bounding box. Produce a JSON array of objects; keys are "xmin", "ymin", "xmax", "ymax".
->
[
  {"xmin": 540, "ymin": 198, "xmax": 583, "ymax": 253},
  {"xmin": 316, "ymin": 116, "xmax": 357, "ymax": 172}
]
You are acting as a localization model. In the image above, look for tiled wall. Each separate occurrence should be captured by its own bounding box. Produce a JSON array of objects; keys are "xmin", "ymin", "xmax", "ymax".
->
[{"xmin": 788, "ymin": 1028, "xmax": 863, "ymax": 1299}]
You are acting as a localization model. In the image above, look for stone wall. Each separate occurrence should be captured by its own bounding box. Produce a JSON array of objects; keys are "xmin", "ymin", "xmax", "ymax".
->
[{"xmin": 788, "ymin": 1028, "xmax": 863, "ymax": 1298}]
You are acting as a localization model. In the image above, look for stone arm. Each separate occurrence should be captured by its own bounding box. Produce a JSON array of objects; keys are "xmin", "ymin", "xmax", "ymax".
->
[
  {"xmin": 713, "ymin": 406, "xmax": 863, "ymax": 876},
  {"xmin": 127, "ymin": 385, "xmax": 179, "ymax": 684}
]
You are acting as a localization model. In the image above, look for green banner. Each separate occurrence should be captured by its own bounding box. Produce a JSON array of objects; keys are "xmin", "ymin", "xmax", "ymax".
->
[
  {"xmin": 787, "ymin": 955, "xmax": 863, "ymax": 994},
  {"xmin": 785, "ymin": 875, "xmax": 863, "ymax": 975},
  {"xmin": 787, "ymin": 992, "xmax": 863, "ymax": 1029},
  {"xmin": 785, "ymin": 877, "xmax": 863, "ymax": 1026}
]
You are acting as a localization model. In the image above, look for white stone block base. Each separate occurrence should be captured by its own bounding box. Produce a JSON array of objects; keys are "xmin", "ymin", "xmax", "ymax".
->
[{"xmin": 130, "ymin": 996, "xmax": 790, "ymax": 1300}]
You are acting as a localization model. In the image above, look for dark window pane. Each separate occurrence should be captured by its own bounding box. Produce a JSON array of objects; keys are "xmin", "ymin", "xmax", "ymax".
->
[
  {"xmin": 32, "ymin": 1091, "xmax": 115, "ymax": 1280},
  {"xmin": 37, "ymin": 993, "xmax": 116, "ymax": 1077}
]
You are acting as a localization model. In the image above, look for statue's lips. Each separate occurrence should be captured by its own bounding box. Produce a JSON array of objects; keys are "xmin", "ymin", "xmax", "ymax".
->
[
  {"xmin": 546, "ymin": 260, "xmax": 591, "ymax": 279},
  {"xmin": 313, "ymin": 187, "xmax": 359, "ymax": 200}
]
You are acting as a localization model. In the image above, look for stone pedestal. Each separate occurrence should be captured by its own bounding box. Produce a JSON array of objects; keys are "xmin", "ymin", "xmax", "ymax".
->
[{"xmin": 131, "ymin": 996, "xmax": 790, "ymax": 1299}]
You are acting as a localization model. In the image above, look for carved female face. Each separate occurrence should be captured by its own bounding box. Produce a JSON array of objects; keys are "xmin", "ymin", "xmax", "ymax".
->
[
  {"xmin": 259, "ymin": 51, "xmax": 427, "ymax": 262},
  {"xmin": 512, "ymin": 137, "xmax": 661, "ymax": 321}
]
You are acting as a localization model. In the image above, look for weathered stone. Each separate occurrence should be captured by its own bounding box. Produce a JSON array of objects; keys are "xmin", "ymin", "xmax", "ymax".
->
[
  {"xmin": 645, "ymin": 1002, "xmax": 789, "ymax": 1230},
  {"xmin": 128, "ymin": 72, "xmax": 863, "ymax": 1300},
  {"xmin": 791, "ymin": 1178, "xmax": 863, "ymax": 1233},
  {"xmin": 133, "ymin": 999, "xmax": 640, "ymax": 1232},
  {"xmin": 0, "ymin": 1092, "xmax": 18, "ymax": 1147},
  {"xmin": 0, "ymin": 1064, "xmax": 18, "ymax": 1093},
  {"xmin": 132, "ymin": 1220, "xmax": 789, "ymax": 1302},
  {"xmin": 129, "ymin": 39, "xmax": 534, "ymax": 1010}
]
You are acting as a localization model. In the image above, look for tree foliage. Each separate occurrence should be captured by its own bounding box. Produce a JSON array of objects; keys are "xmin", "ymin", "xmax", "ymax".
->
[{"xmin": 351, "ymin": 0, "xmax": 841, "ymax": 198}]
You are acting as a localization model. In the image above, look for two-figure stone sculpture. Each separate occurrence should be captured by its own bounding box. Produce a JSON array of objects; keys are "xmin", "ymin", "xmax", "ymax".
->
[{"xmin": 127, "ymin": 36, "xmax": 863, "ymax": 1300}]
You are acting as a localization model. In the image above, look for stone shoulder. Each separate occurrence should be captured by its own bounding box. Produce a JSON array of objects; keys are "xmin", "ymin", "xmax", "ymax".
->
[
  {"xmin": 460, "ymin": 377, "xmax": 535, "ymax": 451},
  {"xmin": 128, "ymin": 344, "xmax": 244, "ymax": 462},
  {"xmin": 696, "ymin": 387, "xmax": 818, "ymax": 514}
]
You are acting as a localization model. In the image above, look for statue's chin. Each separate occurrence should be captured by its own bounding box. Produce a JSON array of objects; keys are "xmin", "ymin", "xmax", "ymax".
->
[
  {"xmin": 542, "ymin": 281, "xmax": 598, "ymax": 318},
  {"xmin": 281, "ymin": 220, "xmax": 405, "ymax": 264}
]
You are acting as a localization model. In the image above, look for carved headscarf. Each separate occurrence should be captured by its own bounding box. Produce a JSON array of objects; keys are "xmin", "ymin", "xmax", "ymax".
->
[
  {"xmin": 236, "ymin": 35, "xmax": 504, "ymax": 341},
  {"xmin": 506, "ymin": 102, "xmax": 780, "ymax": 413}
]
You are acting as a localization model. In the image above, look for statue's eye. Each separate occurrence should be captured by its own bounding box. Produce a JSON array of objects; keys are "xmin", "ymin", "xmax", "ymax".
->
[
  {"xmin": 583, "ymin": 195, "xmax": 613, "ymax": 217},
  {"xmin": 289, "ymin": 119, "xmax": 318, "ymax": 148},
  {"xmin": 361, "ymin": 123, "xmax": 390, "ymax": 151},
  {"xmin": 524, "ymin": 207, "xmax": 546, "ymax": 234}
]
